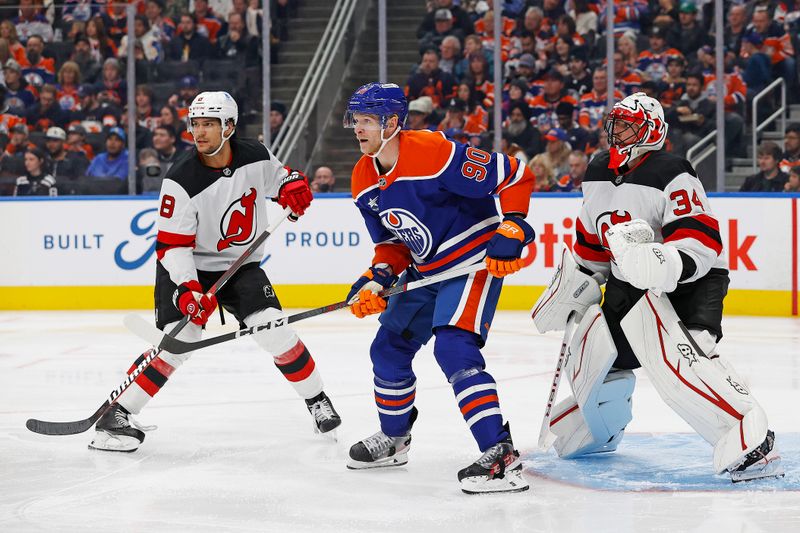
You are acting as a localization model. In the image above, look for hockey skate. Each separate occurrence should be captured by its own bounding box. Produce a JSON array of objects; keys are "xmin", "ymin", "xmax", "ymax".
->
[
  {"xmin": 729, "ymin": 430, "xmax": 785, "ymax": 483},
  {"xmin": 458, "ymin": 424, "xmax": 529, "ymax": 494},
  {"xmin": 347, "ymin": 407, "xmax": 417, "ymax": 470},
  {"xmin": 306, "ymin": 392, "xmax": 341, "ymax": 436},
  {"xmin": 88, "ymin": 403, "xmax": 146, "ymax": 453}
]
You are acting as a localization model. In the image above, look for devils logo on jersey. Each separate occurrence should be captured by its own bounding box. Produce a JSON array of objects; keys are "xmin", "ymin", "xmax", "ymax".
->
[
  {"xmin": 380, "ymin": 208, "xmax": 433, "ymax": 258},
  {"xmin": 595, "ymin": 210, "xmax": 632, "ymax": 253},
  {"xmin": 217, "ymin": 188, "xmax": 258, "ymax": 251}
]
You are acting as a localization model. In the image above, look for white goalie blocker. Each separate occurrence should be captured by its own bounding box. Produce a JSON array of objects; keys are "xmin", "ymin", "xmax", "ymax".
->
[
  {"xmin": 621, "ymin": 291, "xmax": 770, "ymax": 474},
  {"xmin": 532, "ymin": 246, "xmax": 635, "ymax": 458}
]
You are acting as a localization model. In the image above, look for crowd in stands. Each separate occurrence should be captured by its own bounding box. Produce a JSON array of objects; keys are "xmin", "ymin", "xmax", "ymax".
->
[
  {"xmin": 404, "ymin": 0, "xmax": 800, "ymax": 192},
  {"xmin": 0, "ymin": 0, "xmax": 293, "ymax": 196},
  {"xmin": 2, "ymin": 0, "xmax": 799, "ymax": 196}
]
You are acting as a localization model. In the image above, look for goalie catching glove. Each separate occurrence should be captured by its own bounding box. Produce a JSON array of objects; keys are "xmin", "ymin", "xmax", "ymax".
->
[
  {"xmin": 484, "ymin": 215, "xmax": 535, "ymax": 277},
  {"xmin": 605, "ymin": 219, "xmax": 682, "ymax": 293},
  {"xmin": 277, "ymin": 169, "xmax": 313, "ymax": 220},
  {"xmin": 346, "ymin": 265, "xmax": 398, "ymax": 318},
  {"xmin": 174, "ymin": 280, "xmax": 217, "ymax": 326}
]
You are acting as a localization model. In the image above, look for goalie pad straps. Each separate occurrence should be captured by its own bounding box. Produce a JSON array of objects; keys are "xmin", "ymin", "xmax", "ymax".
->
[
  {"xmin": 621, "ymin": 291, "xmax": 769, "ymax": 473},
  {"xmin": 531, "ymin": 244, "xmax": 602, "ymax": 334},
  {"xmin": 550, "ymin": 305, "xmax": 635, "ymax": 458}
]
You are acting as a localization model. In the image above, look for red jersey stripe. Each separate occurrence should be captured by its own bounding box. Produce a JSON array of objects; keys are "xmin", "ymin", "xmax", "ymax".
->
[
  {"xmin": 455, "ymin": 270, "xmax": 489, "ymax": 331},
  {"xmin": 417, "ymin": 232, "xmax": 493, "ymax": 273}
]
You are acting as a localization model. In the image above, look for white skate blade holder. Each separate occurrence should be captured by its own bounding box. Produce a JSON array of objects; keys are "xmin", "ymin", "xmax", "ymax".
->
[
  {"xmin": 346, "ymin": 452, "xmax": 409, "ymax": 470},
  {"xmin": 459, "ymin": 465, "xmax": 530, "ymax": 495},
  {"xmin": 88, "ymin": 430, "xmax": 141, "ymax": 453}
]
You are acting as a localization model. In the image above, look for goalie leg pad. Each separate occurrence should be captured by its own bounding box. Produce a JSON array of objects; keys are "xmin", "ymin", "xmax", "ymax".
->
[
  {"xmin": 621, "ymin": 291, "xmax": 770, "ymax": 473},
  {"xmin": 551, "ymin": 370, "xmax": 635, "ymax": 458},
  {"xmin": 550, "ymin": 305, "xmax": 635, "ymax": 458},
  {"xmin": 531, "ymin": 244, "xmax": 602, "ymax": 333}
]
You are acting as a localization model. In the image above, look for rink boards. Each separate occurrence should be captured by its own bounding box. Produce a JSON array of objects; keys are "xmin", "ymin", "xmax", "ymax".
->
[{"xmin": 0, "ymin": 193, "xmax": 798, "ymax": 316}]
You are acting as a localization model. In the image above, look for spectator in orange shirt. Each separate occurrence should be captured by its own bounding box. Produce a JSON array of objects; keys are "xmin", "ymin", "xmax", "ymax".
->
[
  {"xmin": 746, "ymin": 6, "xmax": 797, "ymax": 101},
  {"xmin": 104, "ymin": 1, "xmax": 129, "ymax": 46},
  {"xmin": 1, "ymin": 123, "xmax": 35, "ymax": 175},
  {"xmin": 456, "ymin": 83, "xmax": 488, "ymax": 134},
  {"xmin": 0, "ymin": 20, "xmax": 27, "ymax": 63},
  {"xmin": 56, "ymin": 61, "xmax": 82, "ymax": 112},
  {"xmin": 20, "ymin": 35, "xmax": 55, "ymax": 86},
  {"xmin": 405, "ymin": 48, "xmax": 457, "ymax": 110},
  {"xmin": 66, "ymin": 123, "xmax": 95, "ymax": 160},
  {"xmin": 193, "ymin": 0, "xmax": 225, "ymax": 44}
]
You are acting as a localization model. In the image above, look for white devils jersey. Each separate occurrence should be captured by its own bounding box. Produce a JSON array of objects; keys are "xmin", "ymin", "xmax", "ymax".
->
[
  {"xmin": 155, "ymin": 138, "xmax": 287, "ymax": 285},
  {"xmin": 573, "ymin": 150, "xmax": 727, "ymax": 285}
]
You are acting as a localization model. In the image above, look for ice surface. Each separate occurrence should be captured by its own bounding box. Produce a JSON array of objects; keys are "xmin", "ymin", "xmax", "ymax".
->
[{"xmin": 1, "ymin": 310, "xmax": 798, "ymax": 532}]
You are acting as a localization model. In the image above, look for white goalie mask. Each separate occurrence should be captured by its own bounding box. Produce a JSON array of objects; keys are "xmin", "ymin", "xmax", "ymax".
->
[
  {"xmin": 187, "ymin": 91, "xmax": 239, "ymax": 157},
  {"xmin": 604, "ymin": 92, "xmax": 668, "ymax": 170}
]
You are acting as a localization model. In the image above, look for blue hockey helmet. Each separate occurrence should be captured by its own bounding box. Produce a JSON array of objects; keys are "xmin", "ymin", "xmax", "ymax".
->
[{"xmin": 343, "ymin": 82, "xmax": 408, "ymax": 129}]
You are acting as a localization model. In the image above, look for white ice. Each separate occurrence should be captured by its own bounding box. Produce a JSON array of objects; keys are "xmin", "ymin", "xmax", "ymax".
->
[{"xmin": 1, "ymin": 310, "xmax": 798, "ymax": 532}]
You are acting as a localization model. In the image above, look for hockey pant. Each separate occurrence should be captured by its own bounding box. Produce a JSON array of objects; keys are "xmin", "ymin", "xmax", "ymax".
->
[
  {"xmin": 370, "ymin": 266, "xmax": 508, "ymax": 452},
  {"xmin": 118, "ymin": 307, "xmax": 323, "ymax": 415}
]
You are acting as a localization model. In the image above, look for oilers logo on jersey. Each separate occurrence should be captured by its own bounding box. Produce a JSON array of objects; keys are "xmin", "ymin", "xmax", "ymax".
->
[
  {"xmin": 217, "ymin": 187, "xmax": 258, "ymax": 251},
  {"xmin": 380, "ymin": 208, "xmax": 433, "ymax": 259}
]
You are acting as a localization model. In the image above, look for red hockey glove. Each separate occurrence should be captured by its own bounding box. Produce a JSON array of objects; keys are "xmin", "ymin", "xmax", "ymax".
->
[
  {"xmin": 173, "ymin": 280, "xmax": 217, "ymax": 326},
  {"xmin": 484, "ymin": 216, "xmax": 536, "ymax": 277},
  {"xmin": 277, "ymin": 169, "xmax": 313, "ymax": 219}
]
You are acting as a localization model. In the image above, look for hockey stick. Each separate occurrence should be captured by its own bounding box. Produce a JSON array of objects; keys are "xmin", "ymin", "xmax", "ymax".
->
[
  {"xmin": 26, "ymin": 207, "xmax": 293, "ymax": 436},
  {"xmin": 125, "ymin": 261, "xmax": 489, "ymax": 355},
  {"xmin": 536, "ymin": 312, "xmax": 579, "ymax": 450}
]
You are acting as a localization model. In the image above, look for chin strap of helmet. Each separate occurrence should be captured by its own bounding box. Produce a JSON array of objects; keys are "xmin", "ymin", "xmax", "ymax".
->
[
  {"xmin": 203, "ymin": 120, "xmax": 235, "ymax": 157},
  {"xmin": 366, "ymin": 119, "xmax": 401, "ymax": 159}
]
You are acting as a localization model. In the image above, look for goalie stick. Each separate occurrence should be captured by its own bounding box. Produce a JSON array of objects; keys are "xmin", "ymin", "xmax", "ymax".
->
[
  {"xmin": 26, "ymin": 207, "xmax": 293, "ymax": 436},
  {"xmin": 125, "ymin": 262, "xmax": 489, "ymax": 355},
  {"xmin": 536, "ymin": 312, "xmax": 578, "ymax": 450}
]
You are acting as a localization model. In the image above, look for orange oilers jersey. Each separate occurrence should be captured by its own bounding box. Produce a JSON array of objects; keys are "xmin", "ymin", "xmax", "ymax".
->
[{"xmin": 350, "ymin": 130, "xmax": 534, "ymax": 277}]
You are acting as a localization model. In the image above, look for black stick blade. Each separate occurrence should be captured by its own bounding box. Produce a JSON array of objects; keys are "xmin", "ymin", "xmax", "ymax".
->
[{"xmin": 26, "ymin": 417, "xmax": 96, "ymax": 435}]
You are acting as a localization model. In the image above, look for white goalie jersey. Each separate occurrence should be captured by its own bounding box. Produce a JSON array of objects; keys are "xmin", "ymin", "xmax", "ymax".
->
[
  {"xmin": 155, "ymin": 138, "xmax": 289, "ymax": 285},
  {"xmin": 573, "ymin": 150, "xmax": 727, "ymax": 284}
]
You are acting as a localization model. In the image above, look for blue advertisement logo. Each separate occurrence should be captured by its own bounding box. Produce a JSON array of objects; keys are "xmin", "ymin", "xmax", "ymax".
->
[{"xmin": 114, "ymin": 208, "xmax": 157, "ymax": 270}]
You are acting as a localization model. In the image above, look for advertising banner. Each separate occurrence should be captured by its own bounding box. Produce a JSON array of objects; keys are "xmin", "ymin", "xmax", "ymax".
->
[{"xmin": 1, "ymin": 195, "xmax": 797, "ymax": 315}]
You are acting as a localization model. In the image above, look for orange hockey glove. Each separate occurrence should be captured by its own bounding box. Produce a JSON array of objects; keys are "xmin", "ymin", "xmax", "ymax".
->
[
  {"xmin": 350, "ymin": 289, "xmax": 388, "ymax": 318},
  {"xmin": 484, "ymin": 216, "xmax": 536, "ymax": 278}
]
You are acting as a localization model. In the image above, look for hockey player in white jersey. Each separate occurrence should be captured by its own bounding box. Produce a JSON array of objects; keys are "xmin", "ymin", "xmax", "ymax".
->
[
  {"xmin": 532, "ymin": 92, "xmax": 783, "ymax": 482},
  {"xmin": 89, "ymin": 91, "xmax": 341, "ymax": 452}
]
